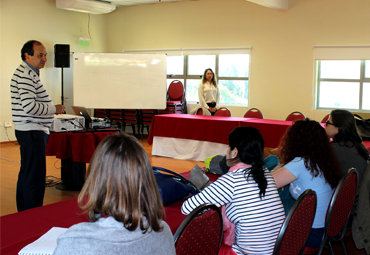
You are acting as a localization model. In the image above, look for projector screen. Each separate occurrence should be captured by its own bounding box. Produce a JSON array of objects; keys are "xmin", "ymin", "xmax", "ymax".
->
[{"xmin": 64, "ymin": 53, "xmax": 167, "ymax": 110}]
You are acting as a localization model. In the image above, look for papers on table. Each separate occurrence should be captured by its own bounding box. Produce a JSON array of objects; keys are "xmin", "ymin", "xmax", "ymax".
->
[{"xmin": 18, "ymin": 227, "xmax": 67, "ymax": 255}]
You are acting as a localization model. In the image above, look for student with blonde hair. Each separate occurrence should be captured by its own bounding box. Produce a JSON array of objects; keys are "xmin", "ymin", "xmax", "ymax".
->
[{"xmin": 54, "ymin": 132, "xmax": 175, "ymax": 255}]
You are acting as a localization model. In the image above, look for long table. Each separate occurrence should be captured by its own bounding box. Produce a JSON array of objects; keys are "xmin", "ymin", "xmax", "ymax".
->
[
  {"xmin": 0, "ymin": 172, "xmax": 219, "ymax": 255},
  {"xmin": 46, "ymin": 130, "xmax": 119, "ymax": 190},
  {"xmin": 148, "ymin": 114, "xmax": 293, "ymax": 161}
]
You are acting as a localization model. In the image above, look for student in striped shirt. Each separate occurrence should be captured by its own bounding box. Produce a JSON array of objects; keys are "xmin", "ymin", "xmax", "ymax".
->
[{"xmin": 182, "ymin": 126, "xmax": 285, "ymax": 255}]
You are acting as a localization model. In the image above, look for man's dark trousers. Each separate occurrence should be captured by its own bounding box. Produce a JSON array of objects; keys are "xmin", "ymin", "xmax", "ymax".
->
[{"xmin": 15, "ymin": 130, "xmax": 49, "ymax": 211}]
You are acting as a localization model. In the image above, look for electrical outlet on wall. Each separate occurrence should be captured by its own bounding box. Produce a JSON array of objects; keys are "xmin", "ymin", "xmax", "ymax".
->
[{"xmin": 5, "ymin": 122, "xmax": 12, "ymax": 128}]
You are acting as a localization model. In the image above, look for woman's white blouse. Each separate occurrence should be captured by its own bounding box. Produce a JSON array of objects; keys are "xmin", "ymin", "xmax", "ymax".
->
[{"xmin": 198, "ymin": 81, "xmax": 220, "ymax": 110}]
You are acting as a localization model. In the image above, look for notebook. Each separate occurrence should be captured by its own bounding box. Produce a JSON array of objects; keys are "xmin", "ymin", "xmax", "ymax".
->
[{"xmin": 18, "ymin": 227, "xmax": 67, "ymax": 255}]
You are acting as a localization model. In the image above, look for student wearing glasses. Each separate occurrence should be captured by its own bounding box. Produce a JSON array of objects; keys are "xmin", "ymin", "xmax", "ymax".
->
[{"xmin": 325, "ymin": 109, "xmax": 369, "ymax": 182}]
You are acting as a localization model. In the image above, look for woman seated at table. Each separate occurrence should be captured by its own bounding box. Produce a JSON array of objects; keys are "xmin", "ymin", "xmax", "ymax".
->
[
  {"xmin": 198, "ymin": 68, "xmax": 220, "ymax": 115},
  {"xmin": 271, "ymin": 119, "xmax": 342, "ymax": 248},
  {"xmin": 182, "ymin": 126, "xmax": 285, "ymax": 255},
  {"xmin": 54, "ymin": 132, "xmax": 175, "ymax": 255},
  {"xmin": 325, "ymin": 109, "xmax": 369, "ymax": 182}
]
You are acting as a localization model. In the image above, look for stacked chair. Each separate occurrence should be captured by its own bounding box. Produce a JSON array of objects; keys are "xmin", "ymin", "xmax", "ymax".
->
[
  {"xmin": 93, "ymin": 109, "xmax": 108, "ymax": 119},
  {"xmin": 107, "ymin": 109, "xmax": 123, "ymax": 129},
  {"xmin": 141, "ymin": 109, "xmax": 158, "ymax": 140},
  {"xmin": 121, "ymin": 109, "xmax": 140, "ymax": 138},
  {"xmin": 159, "ymin": 80, "xmax": 186, "ymax": 114}
]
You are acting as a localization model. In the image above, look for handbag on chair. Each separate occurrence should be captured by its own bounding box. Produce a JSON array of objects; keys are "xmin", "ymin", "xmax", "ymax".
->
[
  {"xmin": 355, "ymin": 116, "xmax": 370, "ymax": 141},
  {"xmin": 153, "ymin": 166, "xmax": 200, "ymax": 206}
]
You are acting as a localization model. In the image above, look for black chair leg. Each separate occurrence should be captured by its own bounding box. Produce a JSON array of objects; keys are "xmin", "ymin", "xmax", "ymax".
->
[{"xmin": 340, "ymin": 240, "xmax": 348, "ymax": 255}]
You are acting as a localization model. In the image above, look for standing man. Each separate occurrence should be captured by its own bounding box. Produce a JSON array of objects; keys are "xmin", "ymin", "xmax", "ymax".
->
[{"xmin": 10, "ymin": 40, "xmax": 66, "ymax": 211}]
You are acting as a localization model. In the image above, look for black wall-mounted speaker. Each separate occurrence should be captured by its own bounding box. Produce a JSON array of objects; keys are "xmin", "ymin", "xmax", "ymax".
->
[{"xmin": 54, "ymin": 44, "xmax": 70, "ymax": 68}]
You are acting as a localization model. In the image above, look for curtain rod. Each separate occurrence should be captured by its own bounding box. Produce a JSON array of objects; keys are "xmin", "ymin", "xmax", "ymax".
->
[
  {"xmin": 122, "ymin": 47, "xmax": 251, "ymax": 52},
  {"xmin": 313, "ymin": 45, "xmax": 370, "ymax": 49}
]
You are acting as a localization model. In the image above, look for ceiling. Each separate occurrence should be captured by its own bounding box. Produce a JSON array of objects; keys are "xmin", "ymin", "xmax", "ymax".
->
[
  {"xmin": 97, "ymin": 0, "xmax": 193, "ymax": 7},
  {"xmin": 97, "ymin": 0, "xmax": 288, "ymax": 10}
]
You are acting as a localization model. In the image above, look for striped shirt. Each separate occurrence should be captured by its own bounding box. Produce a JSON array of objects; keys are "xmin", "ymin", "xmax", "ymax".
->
[
  {"xmin": 182, "ymin": 167, "xmax": 285, "ymax": 255},
  {"xmin": 10, "ymin": 62, "xmax": 56, "ymax": 134}
]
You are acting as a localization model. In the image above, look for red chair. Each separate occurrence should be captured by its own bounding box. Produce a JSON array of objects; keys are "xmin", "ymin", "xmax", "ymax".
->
[
  {"xmin": 93, "ymin": 109, "xmax": 108, "ymax": 119},
  {"xmin": 140, "ymin": 109, "xmax": 158, "ymax": 140},
  {"xmin": 303, "ymin": 168, "xmax": 359, "ymax": 255},
  {"xmin": 196, "ymin": 108, "xmax": 203, "ymax": 115},
  {"xmin": 286, "ymin": 111, "xmax": 306, "ymax": 121},
  {"xmin": 106, "ymin": 109, "xmax": 123, "ymax": 129},
  {"xmin": 321, "ymin": 114, "xmax": 330, "ymax": 123},
  {"xmin": 273, "ymin": 189, "xmax": 317, "ymax": 255},
  {"xmin": 214, "ymin": 107, "xmax": 231, "ymax": 117},
  {"xmin": 244, "ymin": 108, "xmax": 264, "ymax": 119},
  {"xmin": 121, "ymin": 109, "xmax": 140, "ymax": 137},
  {"xmin": 159, "ymin": 80, "xmax": 186, "ymax": 114},
  {"xmin": 174, "ymin": 204, "xmax": 223, "ymax": 255}
]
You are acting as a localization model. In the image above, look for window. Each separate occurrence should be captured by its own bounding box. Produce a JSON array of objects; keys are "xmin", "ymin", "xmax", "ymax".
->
[
  {"xmin": 166, "ymin": 53, "xmax": 250, "ymax": 106},
  {"xmin": 316, "ymin": 60, "xmax": 370, "ymax": 110}
]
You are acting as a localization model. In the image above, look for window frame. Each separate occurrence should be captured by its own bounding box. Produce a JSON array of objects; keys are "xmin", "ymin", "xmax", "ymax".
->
[
  {"xmin": 168, "ymin": 54, "xmax": 250, "ymax": 106},
  {"xmin": 316, "ymin": 60, "xmax": 369, "ymax": 111}
]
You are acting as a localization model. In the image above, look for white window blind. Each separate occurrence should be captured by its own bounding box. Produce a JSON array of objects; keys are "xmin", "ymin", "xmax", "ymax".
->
[{"xmin": 314, "ymin": 45, "xmax": 370, "ymax": 60}]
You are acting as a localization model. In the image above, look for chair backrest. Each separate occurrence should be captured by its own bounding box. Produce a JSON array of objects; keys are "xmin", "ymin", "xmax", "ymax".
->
[
  {"xmin": 314, "ymin": 168, "xmax": 359, "ymax": 255},
  {"xmin": 321, "ymin": 114, "xmax": 330, "ymax": 123},
  {"xmin": 273, "ymin": 189, "xmax": 317, "ymax": 255},
  {"xmin": 244, "ymin": 108, "xmax": 264, "ymax": 119},
  {"xmin": 196, "ymin": 108, "xmax": 203, "ymax": 115},
  {"xmin": 168, "ymin": 80, "xmax": 185, "ymax": 102},
  {"xmin": 214, "ymin": 107, "xmax": 231, "ymax": 117},
  {"xmin": 174, "ymin": 204, "xmax": 223, "ymax": 255},
  {"xmin": 285, "ymin": 111, "xmax": 306, "ymax": 121}
]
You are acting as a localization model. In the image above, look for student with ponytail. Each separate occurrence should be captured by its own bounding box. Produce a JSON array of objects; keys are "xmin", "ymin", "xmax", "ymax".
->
[{"xmin": 182, "ymin": 126, "xmax": 285, "ymax": 255}]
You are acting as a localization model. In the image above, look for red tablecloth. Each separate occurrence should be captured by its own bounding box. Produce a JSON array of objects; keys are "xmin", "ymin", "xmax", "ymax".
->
[
  {"xmin": 46, "ymin": 130, "xmax": 119, "ymax": 163},
  {"xmin": 148, "ymin": 114, "xmax": 293, "ymax": 149},
  {"xmin": 0, "ymin": 171, "xmax": 220, "ymax": 255},
  {"xmin": 363, "ymin": 141, "xmax": 370, "ymax": 151},
  {"xmin": 148, "ymin": 114, "xmax": 249, "ymax": 145},
  {"xmin": 240, "ymin": 119, "xmax": 293, "ymax": 148}
]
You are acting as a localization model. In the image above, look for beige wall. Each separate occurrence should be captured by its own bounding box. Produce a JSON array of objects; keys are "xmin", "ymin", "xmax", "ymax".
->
[
  {"xmin": 1, "ymin": 0, "xmax": 370, "ymax": 142},
  {"xmin": 106, "ymin": 0, "xmax": 370, "ymax": 118},
  {"xmin": 0, "ymin": 0, "xmax": 108, "ymax": 142}
]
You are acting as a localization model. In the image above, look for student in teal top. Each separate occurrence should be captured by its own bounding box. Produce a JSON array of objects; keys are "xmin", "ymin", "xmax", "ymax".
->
[{"xmin": 272, "ymin": 119, "xmax": 342, "ymax": 247}]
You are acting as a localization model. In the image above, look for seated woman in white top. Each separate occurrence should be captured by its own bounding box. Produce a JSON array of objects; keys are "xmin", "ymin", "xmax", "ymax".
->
[
  {"xmin": 182, "ymin": 126, "xmax": 285, "ymax": 255},
  {"xmin": 54, "ymin": 132, "xmax": 175, "ymax": 255},
  {"xmin": 198, "ymin": 68, "xmax": 220, "ymax": 115},
  {"xmin": 325, "ymin": 109, "xmax": 369, "ymax": 182},
  {"xmin": 272, "ymin": 119, "xmax": 342, "ymax": 248}
]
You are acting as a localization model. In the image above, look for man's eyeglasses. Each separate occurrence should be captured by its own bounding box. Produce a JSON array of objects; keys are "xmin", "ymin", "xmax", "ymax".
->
[{"xmin": 325, "ymin": 120, "xmax": 336, "ymax": 127}]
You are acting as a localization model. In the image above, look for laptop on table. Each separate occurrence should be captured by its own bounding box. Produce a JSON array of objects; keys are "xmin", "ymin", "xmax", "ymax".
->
[{"xmin": 71, "ymin": 106, "xmax": 110, "ymax": 130}]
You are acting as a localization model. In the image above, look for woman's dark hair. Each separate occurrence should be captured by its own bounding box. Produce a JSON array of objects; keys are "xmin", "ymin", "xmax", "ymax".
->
[
  {"xmin": 280, "ymin": 119, "xmax": 342, "ymax": 189},
  {"xmin": 21, "ymin": 40, "xmax": 42, "ymax": 60},
  {"xmin": 228, "ymin": 126, "xmax": 267, "ymax": 198},
  {"xmin": 330, "ymin": 109, "xmax": 369, "ymax": 160},
  {"xmin": 78, "ymin": 132, "xmax": 164, "ymax": 233},
  {"xmin": 202, "ymin": 68, "xmax": 218, "ymax": 87}
]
